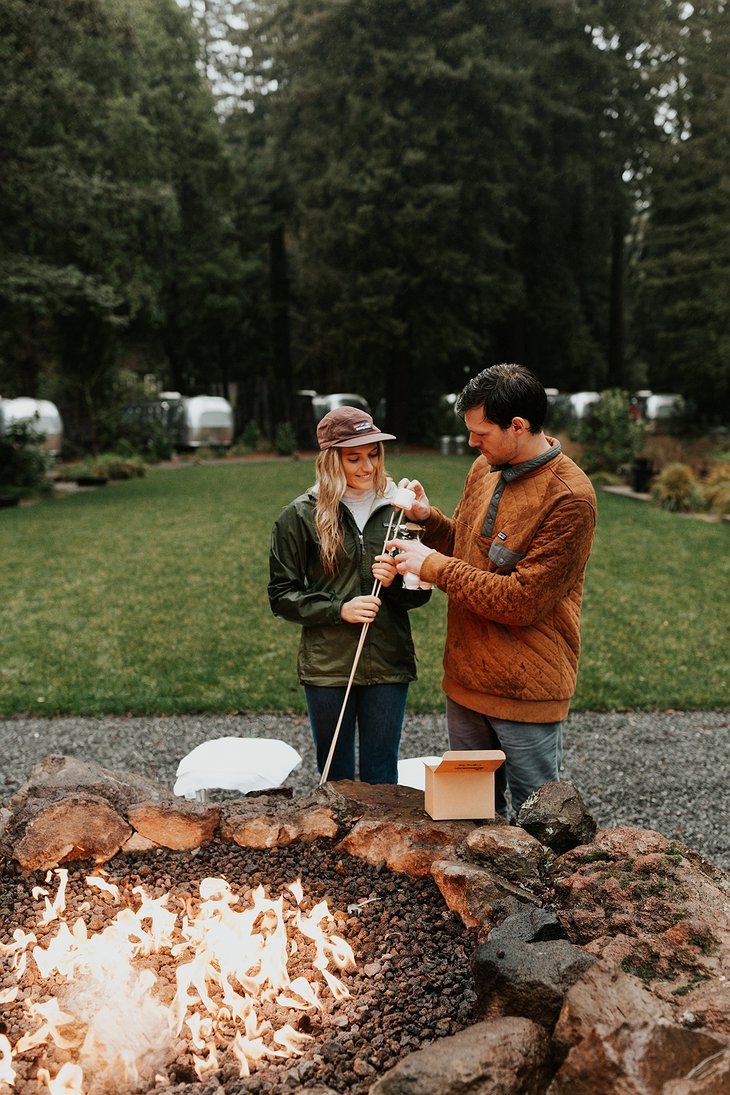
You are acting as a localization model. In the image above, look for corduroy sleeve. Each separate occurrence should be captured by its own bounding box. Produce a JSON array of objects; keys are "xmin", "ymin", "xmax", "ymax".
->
[
  {"xmin": 421, "ymin": 498, "xmax": 596, "ymax": 627},
  {"xmin": 422, "ymin": 506, "xmax": 457, "ymax": 554}
]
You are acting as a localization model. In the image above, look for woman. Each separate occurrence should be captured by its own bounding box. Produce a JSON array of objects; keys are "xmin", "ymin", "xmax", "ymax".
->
[{"xmin": 268, "ymin": 406, "xmax": 430, "ymax": 784}]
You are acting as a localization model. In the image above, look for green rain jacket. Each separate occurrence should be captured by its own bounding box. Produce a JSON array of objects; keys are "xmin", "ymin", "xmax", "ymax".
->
[{"xmin": 268, "ymin": 485, "xmax": 431, "ymax": 687}]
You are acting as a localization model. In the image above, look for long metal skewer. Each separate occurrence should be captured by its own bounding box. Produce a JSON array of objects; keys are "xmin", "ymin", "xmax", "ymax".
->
[{"xmin": 319, "ymin": 505, "xmax": 407, "ymax": 786}]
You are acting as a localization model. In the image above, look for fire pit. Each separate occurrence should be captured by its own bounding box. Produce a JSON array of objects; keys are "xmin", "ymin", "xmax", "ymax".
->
[{"xmin": 0, "ymin": 841, "xmax": 478, "ymax": 1094}]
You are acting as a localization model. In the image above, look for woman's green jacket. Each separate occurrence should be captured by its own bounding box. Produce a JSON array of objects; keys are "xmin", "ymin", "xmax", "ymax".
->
[{"xmin": 268, "ymin": 490, "xmax": 431, "ymax": 687}]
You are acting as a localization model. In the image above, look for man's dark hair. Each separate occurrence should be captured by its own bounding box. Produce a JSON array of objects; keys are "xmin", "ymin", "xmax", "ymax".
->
[{"xmin": 455, "ymin": 363, "xmax": 547, "ymax": 433}]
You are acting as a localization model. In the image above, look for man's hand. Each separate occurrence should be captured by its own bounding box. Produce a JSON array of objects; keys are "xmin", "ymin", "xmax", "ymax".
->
[
  {"xmin": 341, "ymin": 595, "xmax": 382, "ymax": 624},
  {"xmin": 387, "ymin": 538, "xmax": 435, "ymax": 579},
  {"xmin": 397, "ymin": 478, "xmax": 431, "ymax": 522}
]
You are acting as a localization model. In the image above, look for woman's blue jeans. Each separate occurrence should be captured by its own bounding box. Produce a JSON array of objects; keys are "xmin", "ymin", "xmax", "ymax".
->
[
  {"xmin": 304, "ymin": 682, "xmax": 409, "ymax": 784},
  {"xmin": 446, "ymin": 697, "xmax": 564, "ymax": 818}
]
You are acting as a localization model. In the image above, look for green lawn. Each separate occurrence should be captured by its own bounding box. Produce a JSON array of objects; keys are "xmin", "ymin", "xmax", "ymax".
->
[{"xmin": 0, "ymin": 456, "xmax": 727, "ymax": 715}]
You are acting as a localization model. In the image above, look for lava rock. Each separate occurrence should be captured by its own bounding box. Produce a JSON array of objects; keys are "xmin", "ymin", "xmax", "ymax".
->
[
  {"xmin": 487, "ymin": 906, "xmax": 566, "ymax": 946},
  {"xmin": 517, "ymin": 781, "xmax": 597, "ymax": 854},
  {"xmin": 472, "ymin": 936, "xmax": 596, "ymax": 1028}
]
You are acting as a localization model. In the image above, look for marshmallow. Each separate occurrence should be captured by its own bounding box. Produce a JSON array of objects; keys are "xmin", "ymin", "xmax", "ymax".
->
[
  {"xmin": 393, "ymin": 486, "xmax": 416, "ymax": 510},
  {"xmin": 403, "ymin": 571, "xmax": 433, "ymax": 591}
]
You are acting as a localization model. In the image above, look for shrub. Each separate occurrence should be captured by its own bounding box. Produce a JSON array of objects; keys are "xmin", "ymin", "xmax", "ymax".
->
[
  {"xmin": 234, "ymin": 420, "xmax": 260, "ymax": 452},
  {"xmin": 577, "ymin": 389, "xmax": 647, "ymax": 474},
  {"xmin": 115, "ymin": 420, "xmax": 174, "ymax": 462},
  {"xmin": 577, "ymin": 389, "xmax": 647, "ymax": 475},
  {"xmin": 59, "ymin": 453, "xmax": 146, "ymax": 482},
  {"xmin": 650, "ymin": 462, "xmax": 705, "ymax": 513},
  {"xmin": 188, "ymin": 446, "xmax": 220, "ymax": 464},
  {"xmin": 589, "ymin": 470, "xmax": 623, "ymax": 488},
  {"xmin": 274, "ymin": 421, "xmax": 297, "ymax": 456},
  {"xmin": 0, "ymin": 421, "xmax": 54, "ymax": 497},
  {"xmin": 97, "ymin": 404, "xmax": 176, "ymax": 462},
  {"xmin": 701, "ymin": 464, "xmax": 730, "ymax": 515},
  {"xmin": 97, "ymin": 455, "xmax": 146, "ymax": 480}
]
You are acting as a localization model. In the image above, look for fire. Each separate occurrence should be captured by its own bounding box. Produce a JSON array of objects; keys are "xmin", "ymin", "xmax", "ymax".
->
[{"xmin": 0, "ymin": 867, "xmax": 356, "ymax": 1092}]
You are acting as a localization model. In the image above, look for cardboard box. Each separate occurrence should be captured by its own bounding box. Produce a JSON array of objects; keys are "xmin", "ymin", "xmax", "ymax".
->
[{"xmin": 424, "ymin": 750, "xmax": 506, "ymax": 820}]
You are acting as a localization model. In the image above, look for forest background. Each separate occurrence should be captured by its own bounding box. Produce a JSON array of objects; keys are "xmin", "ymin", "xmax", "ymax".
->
[{"xmin": 1, "ymin": 0, "xmax": 728, "ymax": 452}]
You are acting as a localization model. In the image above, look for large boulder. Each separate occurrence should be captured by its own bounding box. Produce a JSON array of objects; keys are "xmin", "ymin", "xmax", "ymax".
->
[
  {"xmin": 369, "ymin": 1016, "xmax": 552, "ymax": 1095},
  {"xmin": 7, "ymin": 793, "xmax": 132, "ymax": 871},
  {"xmin": 552, "ymin": 960, "xmax": 674, "ymax": 1059},
  {"xmin": 517, "ymin": 781, "xmax": 597, "ymax": 854},
  {"xmin": 430, "ymin": 859, "xmax": 540, "ymax": 930},
  {"xmin": 0, "ymin": 755, "xmax": 170, "ymax": 870},
  {"xmin": 7, "ymin": 754, "xmax": 173, "ymax": 812},
  {"xmin": 463, "ymin": 824, "xmax": 553, "ymax": 884},
  {"xmin": 126, "ymin": 800, "xmax": 220, "ymax": 851},
  {"xmin": 329, "ymin": 781, "xmax": 482, "ymax": 876},
  {"xmin": 220, "ymin": 792, "xmax": 339, "ymax": 847},
  {"xmin": 472, "ymin": 936, "xmax": 596, "ymax": 1028},
  {"xmin": 548, "ymin": 1020, "xmax": 728, "ymax": 1094},
  {"xmin": 549, "ymin": 827, "xmax": 730, "ymax": 1032}
]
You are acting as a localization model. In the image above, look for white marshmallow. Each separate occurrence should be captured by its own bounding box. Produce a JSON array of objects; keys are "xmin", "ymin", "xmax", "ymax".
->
[
  {"xmin": 404, "ymin": 572, "xmax": 433, "ymax": 591},
  {"xmin": 393, "ymin": 486, "xmax": 416, "ymax": 510}
]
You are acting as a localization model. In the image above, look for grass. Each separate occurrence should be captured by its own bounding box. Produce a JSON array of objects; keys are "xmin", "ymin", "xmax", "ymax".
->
[{"xmin": 0, "ymin": 455, "xmax": 727, "ymax": 716}]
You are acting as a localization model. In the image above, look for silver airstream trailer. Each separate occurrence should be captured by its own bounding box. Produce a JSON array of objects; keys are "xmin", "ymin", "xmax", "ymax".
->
[
  {"xmin": 632, "ymin": 390, "xmax": 686, "ymax": 431},
  {"xmin": 0, "ymin": 397, "xmax": 64, "ymax": 456},
  {"xmin": 180, "ymin": 395, "xmax": 234, "ymax": 448}
]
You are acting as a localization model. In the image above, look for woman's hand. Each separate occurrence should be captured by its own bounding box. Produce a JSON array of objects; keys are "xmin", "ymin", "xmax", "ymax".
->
[
  {"xmin": 372, "ymin": 553, "xmax": 397, "ymax": 588},
  {"xmin": 341, "ymin": 595, "xmax": 382, "ymax": 624}
]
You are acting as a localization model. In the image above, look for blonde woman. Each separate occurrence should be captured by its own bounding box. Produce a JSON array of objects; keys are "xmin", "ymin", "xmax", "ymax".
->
[{"xmin": 269, "ymin": 406, "xmax": 431, "ymax": 783}]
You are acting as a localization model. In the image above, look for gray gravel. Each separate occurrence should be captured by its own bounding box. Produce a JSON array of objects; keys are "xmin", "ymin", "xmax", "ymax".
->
[{"xmin": 1, "ymin": 709, "xmax": 727, "ymax": 870}]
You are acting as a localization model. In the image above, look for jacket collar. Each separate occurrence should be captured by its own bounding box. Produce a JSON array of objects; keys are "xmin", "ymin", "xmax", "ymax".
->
[{"xmin": 492, "ymin": 438, "xmax": 562, "ymax": 481}]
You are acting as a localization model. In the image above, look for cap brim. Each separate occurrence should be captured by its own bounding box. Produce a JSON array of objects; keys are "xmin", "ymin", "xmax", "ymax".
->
[{"xmin": 331, "ymin": 431, "xmax": 396, "ymax": 448}]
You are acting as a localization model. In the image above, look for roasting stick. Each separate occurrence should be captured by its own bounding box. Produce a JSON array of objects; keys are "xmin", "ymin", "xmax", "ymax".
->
[{"xmin": 319, "ymin": 497, "xmax": 411, "ymax": 786}]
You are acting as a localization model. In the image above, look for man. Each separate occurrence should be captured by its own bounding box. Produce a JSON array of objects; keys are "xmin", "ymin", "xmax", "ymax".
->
[{"xmin": 390, "ymin": 363, "xmax": 597, "ymax": 818}]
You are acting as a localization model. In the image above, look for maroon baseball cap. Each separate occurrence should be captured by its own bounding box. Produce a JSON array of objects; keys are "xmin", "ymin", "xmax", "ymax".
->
[{"xmin": 316, "ymin": 406, "xmax": 396, "ymax": 449}]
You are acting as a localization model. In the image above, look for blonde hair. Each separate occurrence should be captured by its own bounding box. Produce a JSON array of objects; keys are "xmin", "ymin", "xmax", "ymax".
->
[{"xmin": 315, "ymin": 444, "xmax": 388, "ymax": 575}]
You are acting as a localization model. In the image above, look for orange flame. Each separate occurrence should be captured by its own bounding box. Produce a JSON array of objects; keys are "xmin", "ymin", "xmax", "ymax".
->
[
  {"xmin": 0, "ymin": 1034, "xmax": 16, "ymax": 1086},
  {"xmin": 0, "ymin": 867, "xmax": 356, "ymax": 1091}
]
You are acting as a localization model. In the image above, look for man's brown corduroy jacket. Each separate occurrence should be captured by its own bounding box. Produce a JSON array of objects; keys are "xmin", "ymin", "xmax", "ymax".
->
[{"xmin": 419, "ymin": 441, "xmax": 597, "ymax": 723}]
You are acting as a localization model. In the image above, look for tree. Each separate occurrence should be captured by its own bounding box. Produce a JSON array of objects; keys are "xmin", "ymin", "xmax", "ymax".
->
[
  {"xmin": 0, "ymin": 0, "xmax": 137, "ymax": 410},
  {"xmin": 0, "ymin": 0, "xmax": 250, "ymax": 448},
  {"xmin": 242, "ymin": 0, "xmax": 542, "ymax": 437},
  {"xmin": 632, "ymin": 0, "xmax": 730, "ymax": 423},
  {"xmin": 236, "ymin": 0, "xmax": 694, "ymax": 436}
]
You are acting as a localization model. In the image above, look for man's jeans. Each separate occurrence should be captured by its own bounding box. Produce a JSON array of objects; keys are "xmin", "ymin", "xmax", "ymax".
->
[
  {"xmin": 446, "ymin": 697, "xmax": 564, "ymax": 818},
  {"xmin": 305, "ymin": 683, "xmax": 408, "ymax": 784}
]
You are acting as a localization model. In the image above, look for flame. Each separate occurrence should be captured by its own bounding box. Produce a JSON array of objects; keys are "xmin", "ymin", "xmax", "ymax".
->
[
  {"xmin": 0, "ymin": 868, "xmax": 356, "ymax": 1092},
  {"xmin": 0, "ymin": 1034, "xmax": 16, "ymax": 1086},
  {"xmin": 85, "ymin": 873, "xmax": 120, "ymax": 902},
  {"xmin": 37, "ymin": 1063, "xmax": 84, "ymax": 1094},
  {"xmin": 33, "ymin": 867, "xmax": 70, "ymax": 925}
]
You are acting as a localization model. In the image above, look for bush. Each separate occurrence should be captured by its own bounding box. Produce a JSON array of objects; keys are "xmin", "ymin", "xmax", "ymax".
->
[
  {"xmin": 650, "ymin": 462, "xmax": 705, "ymax": 513},
  {"xmin": 589, "ymin": 470, "xmax": 623, "ymax": 488},
  {"xmin": 577, "ymin": 389, "xmax": 647, "ymax": 475},
  {"xmin": 59, "ymin": 453, "xmax": 147, "ymax": 482},
  {"xmin": 0, "ymin": 421, "xmax": 54, "ymax": 497},
  {"xmin": 274, "ymin": 421, "xmax": 297, "ymax": 456},
  {"xmin": 97, "ymin": 455, "xmax": 146, "ymax": 480},
  {"xmin": 114, "ymin": 421, "xmax": 174, "ymax": 462},
  {"xmin": 189, "ymin": 446, "xmax": 226, "ymax": 463},
  {"xmin": 701, "ymin": 464, "xmax": 730, "ymax": 515},
  {"xmin": 232, "ymin": 420, "xmax": 260, "ymax": 453}
]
